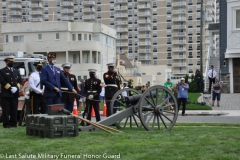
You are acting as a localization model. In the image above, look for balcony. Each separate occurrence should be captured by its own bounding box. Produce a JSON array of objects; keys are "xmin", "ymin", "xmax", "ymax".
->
[
  {"xmin": 29, "ymin": 18, "xmax": 43, "ymax": 22},
  {"xmin": 82, "ymin": 1, "xmax": 95, "ymax": 5},
  {"xmin": 172, "ymin": 55, "xmax": 186, "ymax": 59},
  {"xmin": 117, "ymin": 35, "xmax": 128, "ymax": 39},
  {"xmin": 138, "ymin": 34, "xmax": 151, "ymax": 39},
  {"xmin": 61, "ymin": 9, "xmax": 74, "ymax": 14},
  {"xmin": 172, "ymin": 25, "xmax": 186, "ymax": 30},
  {"xmin": 205, "ymin": 40, "xmax": 210, "ymax": 44},
  {"xmin": 115, "ymin": 21, "xmax": 128, "ymax": 25},
  {"xmin": 205, "ymin": 2, "xmax": 214, "ymax": 7},
  {"xmin": 172, "ymin": 17, "xmax": 186, "ymax": 22},
  {"xmin": 138, "ymin": 42, "xmax": 151, "ymax": 46},
  {"xmin": 172, "ymin": 63, "xmax": 187, "ymax": 67},
  {"xmin": 172, "ymin": 70, "xmax": 187, "ymax": 74},
  {"xmin": 8, "ymin": 19, "xmax": 22, "ymax": 22},
  {"xmin": 138, "ymin": 12, "xmax": 151, "ymax": 17},
  {"xmin": 115, "ymin": 6, "xmax": 128, "ymax": 10},
  {"xmin": 172, "ymin": 32, "xmax": 186, "ymax": 37},
  {"xmin": 172, "ymin": 10, "xmax": 186, "ymax": 15},
  {"xmin": 9, "ymin": 11, "xmax": 22, "ymax": 16},
  {"xmin": 138, "ymin": 27, "xmax": 151, "ymax": 31},
  {"xmin": 138, "ymin": 0, "xmax": 151, "ymax": 1},
  {"xmin": 117, "ymin": 50, "xmax": 128, "ymax": 54},
  {"xmin": 82, "ymin": 8, "xmax": 95, "ymax": 12},
  {"xmin": 82, "ymin": 15, "xmax": 95, "ymax": 20},
  {"xmin": 61, "ymin": 2, "xmax": 74, "ymax": 6},
  {"xmin": 172, "ymin": 48, "xmax": 186, "ymax": 52},
  {"xmin": 115, "ymin": 14, "xmax": 128, "ymax": 18},
  {"xmin": 172, "ymin": 40, "xmax": 186, "ymax": 44},
  {"xmin": 116, "ymin": 28, "xmax": 128, "ymax": 32},
  {"xmin": 115, "ymin": 0, "xmax": 128, "ymax": 3},
  {"xmin": 61, "ymin": 17, "xmax": 74, "ymax": 21},
  {"xmin": 8, "ymin": 4, "xmax": 22, "ymax": 9},
  {"xmin": 29, "ymin": 4, "xmax": 43, "ymax": 8},
  {"xmin": 138, "ymin": 20, "xmax": 151, "ymax": 24},
  {"xmin": 138, "ymin": 49, "xmax": 151, "ymax": 53},
  {"xmin": 9, "ymin": 0, "xmax": 21, "ymax": 2},
  {"xmin": 29, "ymin": 11, "xmax": 43, "ymax": 15},
  {"xmin": 172, "ymin": 2, "xmax": 186, "ymax": 7},
  {"xmin": 138, "ymin": 5, "xmax": 151, "ymax": 9},
  {"xmin": 139, "ymin": 56, "xmax": 151, "ymax": 60},
  {"xmin": 116, "ymin": 43, "xmax": 128, "ymax": 47}
]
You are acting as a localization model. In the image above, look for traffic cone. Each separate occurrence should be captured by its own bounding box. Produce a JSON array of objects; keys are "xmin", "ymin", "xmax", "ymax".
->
[
  {"xmin": 72, "ymin": 98, "xmax": 78, "ymax": 116},
  {"xmin": 91, "ymin": 106, "xmax": 95, "ymax": 117},
  {"xmin": 102, "ymin": 100, "xmax": 107, "ymax": 116}
]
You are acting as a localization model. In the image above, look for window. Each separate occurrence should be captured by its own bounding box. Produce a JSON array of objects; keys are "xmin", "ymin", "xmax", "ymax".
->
[
  {"xmin": 83, "ymin": 76, "xmax": 87, "ymax": 80},
  {"xmin": 38, "ymin": 34, "xmax": 42, "ymax": 41},
  {"xmin": 93, "ymin": 35, "xmax": 99, "ymax": 41},
  {"xmin": 153, "ymin": 60, "xmax": 157, "ymax": 65},
  {"xmin": 84, "ymin": 34, "xmax": 87, "ymax": 40},
  {"xmin": 56, "ymin": 33, "xmax": 59, "ymax": 40},
  {"xmin": 73, "ymin": 54, "xmax": 78, "ymax": 64},
  {"xmin": 72, "ymin": 34, "xmax": 76, "ymax": 41},
  {"xmin": 89, "ymin": 34, "xmax": 91, "ymax": 41},
  {"xmin": 13, "ymin": 35, "xmax": 24, "ymax": 42},
  {"xmin": 78, "ymin": 34, "xmax": 81, "ymax": 40},
  {"xmin": 78, "ymin": 76, "xmax": 81, "ymax": 81},
  {"xmin": 236, "ymin": 10, "xmax": 240, "ymax": 28},
  {"xmin": 5, "ymin": 35, "xmax": 8, "ymax": 43}
]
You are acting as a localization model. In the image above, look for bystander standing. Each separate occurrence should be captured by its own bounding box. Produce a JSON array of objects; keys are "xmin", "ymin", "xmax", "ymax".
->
[
  {"xmin": 212, "ymin": 79, "xmax": 222, "ymax": 107},
  {"xmin": 176, "ymin": 78, "xmax": 189, "ymax": 116}
]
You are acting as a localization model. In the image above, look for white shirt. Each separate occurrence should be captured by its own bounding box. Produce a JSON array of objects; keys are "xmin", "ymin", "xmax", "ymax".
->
[
  {"xmin": 207, "ymin": 69, "xmax": 217, "ymax": 78},
  {"xmin": 121, "ymin": 86, "xmax": 129, "ymax": 97},
  {"xmin": 100, "ymin": 87, "xmax": 105, "ymax": 97},
  {"xmin": 29, "ymin": 71, "xmax": 44, "ymax": 94}
]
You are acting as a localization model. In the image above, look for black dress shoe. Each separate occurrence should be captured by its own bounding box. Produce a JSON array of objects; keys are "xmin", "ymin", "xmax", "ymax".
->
[{"xmin": 3, "ymin": 125, "xmax": 11, "ymax": 128}]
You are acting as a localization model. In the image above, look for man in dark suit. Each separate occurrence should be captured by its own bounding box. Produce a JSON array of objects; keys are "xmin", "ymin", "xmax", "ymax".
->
[
  {"xmin": 40, "ymin": 53, "xmax": 77, "ymax": 113},
  {"xmin": 103, "ymin": 63, "xmax": 120, "ymax": 117},
  {"xmin": 0, "ymin": 56, "xmax": 21, "ymax": 128},
  {"xmin": 61, "ymin": 63, "xmax": 79, "ymax": 112},
  {"xmin": 85, "ymin": 69, "xmax": 102, "ymax": 123}
]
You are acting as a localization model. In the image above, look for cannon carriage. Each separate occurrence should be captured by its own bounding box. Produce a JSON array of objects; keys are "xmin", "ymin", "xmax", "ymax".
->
[{"xmin": 80, "ymin": 85, "xmax": 179, "ymax": 132}]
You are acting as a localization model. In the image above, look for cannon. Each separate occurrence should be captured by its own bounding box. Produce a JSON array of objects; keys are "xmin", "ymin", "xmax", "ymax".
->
[{"xmin": 80, "ymin": 85, "xmax": 178, "ymax": 132}]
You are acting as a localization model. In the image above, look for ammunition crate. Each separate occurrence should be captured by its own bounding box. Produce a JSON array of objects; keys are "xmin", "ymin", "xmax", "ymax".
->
[
  {"xmin": 26, "ymin": 115, "xmax": 79, "ymax": 139},
  {"xmin": 48, "ymin": 104, "xmax": 65, "ymax": 115}
]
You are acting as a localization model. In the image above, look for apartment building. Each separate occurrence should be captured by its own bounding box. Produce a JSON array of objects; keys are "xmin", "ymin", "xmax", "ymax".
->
[{"xmin": 0, "ymin": 0, "xmax": 218, "ymax": 80}]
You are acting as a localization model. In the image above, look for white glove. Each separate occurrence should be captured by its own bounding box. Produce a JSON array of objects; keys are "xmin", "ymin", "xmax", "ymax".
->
[
  {"xmin": 88, "ymin": 95, "xmax": 94, "ymax": 99},
  {"xmin": 11, "ymin": 87, "xmax": 18, "ymax": 94}
]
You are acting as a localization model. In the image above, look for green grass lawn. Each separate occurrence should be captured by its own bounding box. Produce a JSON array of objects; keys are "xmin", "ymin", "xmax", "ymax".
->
[{"xmin": 0, "ymin": 123, "xmax": 239, "ymax": 160}]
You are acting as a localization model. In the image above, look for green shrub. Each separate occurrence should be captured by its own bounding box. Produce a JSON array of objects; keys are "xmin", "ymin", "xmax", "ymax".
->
[{"xmin": 183, "ymin": 74, "xmax": 204, "ymax": 92}]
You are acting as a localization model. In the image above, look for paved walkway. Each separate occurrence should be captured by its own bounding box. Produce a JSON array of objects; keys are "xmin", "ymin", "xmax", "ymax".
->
[{"xmin": 198, "ymin": 93, "xmax": 240, "ymax": 110}]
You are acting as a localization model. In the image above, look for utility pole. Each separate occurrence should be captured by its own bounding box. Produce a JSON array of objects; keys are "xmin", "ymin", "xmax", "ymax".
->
[{"xmin": 200, "ymin": 0, "xmax": 204, "ymax": 74}]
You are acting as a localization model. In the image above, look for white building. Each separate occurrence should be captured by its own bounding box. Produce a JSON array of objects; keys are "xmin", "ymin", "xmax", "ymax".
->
[
  {"xmin": 225, "ymin": 0, "xmax": 240, "ymax": 93},
  {"xmin": 1, "ymin": 21, "xmax": 117, "ymax": 81}
]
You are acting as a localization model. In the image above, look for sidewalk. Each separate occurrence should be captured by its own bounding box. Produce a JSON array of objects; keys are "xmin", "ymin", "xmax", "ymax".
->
[{"xmin": 198, "ymin": 93, "xmax": 240, "ymax": 110}]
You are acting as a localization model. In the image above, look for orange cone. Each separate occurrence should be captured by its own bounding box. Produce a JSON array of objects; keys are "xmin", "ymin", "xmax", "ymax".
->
[
  {"xmin": 102, "ymin": 100, "xmax": 107, "ymax": 116},
  {"xmin": 72, "ymin": 98, "xmax": 78, "ymax": 116},
  {"xmin": 91, "ymin": 106, "xmax": 95, "ymax": 117}
]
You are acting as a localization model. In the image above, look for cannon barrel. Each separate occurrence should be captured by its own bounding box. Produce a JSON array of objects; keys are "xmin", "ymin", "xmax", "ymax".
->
[{"xmin": 125, "ymin": 91, "xmax": 157, "ymax": 104}]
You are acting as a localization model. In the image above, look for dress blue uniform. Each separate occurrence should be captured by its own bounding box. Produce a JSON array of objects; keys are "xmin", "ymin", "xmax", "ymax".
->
[
  {"xmin": 0, "ymin": 56, "xmax": 21, "ymax": 128},
  {"xmin": 40, "ymin": 53, "xmax": 74, "ymax": 113},
  {"xmin": 85, "ymin": 69, "xmax": 102, "ymax": 122}
]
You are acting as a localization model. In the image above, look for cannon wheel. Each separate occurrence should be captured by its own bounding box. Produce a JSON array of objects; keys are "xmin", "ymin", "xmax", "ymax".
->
[
  {"xmin": 110, "ymin": 88, "xmax": 141, "ymax": 129},
  {"xmin": 138, "ymin": 85, "xmax": 178, "ymax": 131}
]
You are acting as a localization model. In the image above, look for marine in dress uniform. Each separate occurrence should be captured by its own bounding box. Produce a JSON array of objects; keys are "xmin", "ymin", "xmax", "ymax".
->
[
  {"xmin": 40, "ymin": 53, "xmax": 77, "ymax": 113},
  {"xmin": 60, "ymin": 63, "xmax": 79, "ymax": 113},
  {"xmin": 103, "ymin": 63, "xmax": 120, "ymax": 117},
  {"xmin": 29, "ymin": 61, "xmax": 47, "ymax": 114},
  {"xmin": 0, "ymin": 56, "xmax": 21, "ymax": 128},
  {"xmin": 84, "ymin": 69, "xmax": 102, "ymax": 123}
]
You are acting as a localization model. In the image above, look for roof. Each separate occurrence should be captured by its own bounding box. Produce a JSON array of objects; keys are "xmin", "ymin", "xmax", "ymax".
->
[{"xmin": 119, "ymin": 54, "xmax": 134, "ymax": 68}]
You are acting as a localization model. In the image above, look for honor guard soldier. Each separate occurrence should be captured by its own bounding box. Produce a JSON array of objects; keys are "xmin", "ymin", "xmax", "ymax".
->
[
  {"xmin": 61, "ymin": 63, "xmax": 79, "ymax": 113},
  {"xmin": 84, "ymin": 69, "xmax": 101, "ymax": 123},
  {"xmin": 103, "ymin": 63, "xmax": 120, "ymax": 117},
  {"xmin": 0, "ymin": 56, "xmax": 21, "ymax": 128},
  {"xmin": 29, "ymin": 61, "xmax": 47, "ymax": 114},
  {"xmin": 40, "ymin": 52, "xmax": 77, "ymax": 113}
]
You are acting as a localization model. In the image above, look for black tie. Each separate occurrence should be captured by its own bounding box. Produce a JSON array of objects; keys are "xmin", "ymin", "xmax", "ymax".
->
[
  {"xmin": 212, "ymin": 69, "xmax": 213, "ymax": 78},
  {"xmin": 39, "ymin": 72, "xmax": 43, "ymax": 90}
]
